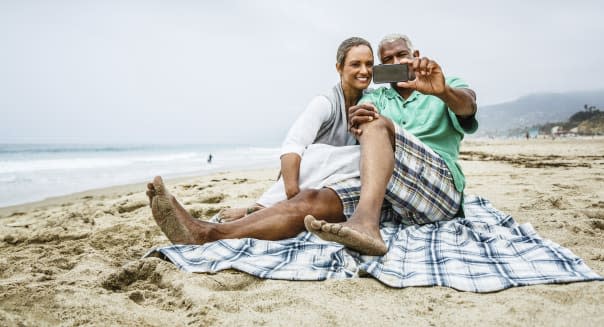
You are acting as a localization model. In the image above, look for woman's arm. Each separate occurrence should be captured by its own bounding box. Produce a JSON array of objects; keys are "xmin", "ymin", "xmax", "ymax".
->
[
  {"xmin": 280, "ymin": 96, "xmax": 332, "ymax": 198},
  {"xmin": 280, "ymin": 153, "xmax": 302, "ymax": 199}
]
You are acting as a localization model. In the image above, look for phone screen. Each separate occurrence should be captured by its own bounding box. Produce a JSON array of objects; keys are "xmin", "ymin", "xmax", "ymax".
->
[{"xmin": 373, "ymin": 64, "xmax": 409, "ymax": 84}]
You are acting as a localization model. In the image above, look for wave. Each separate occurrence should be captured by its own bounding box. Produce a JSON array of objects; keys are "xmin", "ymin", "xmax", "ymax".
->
[
  {"xmin": 0, "ymin": 144, "xmax": 157, "ymax": 155},
  {"xmin": 0, "ymin": 152, "xmax": 203, "ymax": 174},
  {"xmin": 0, "ymin": 144, "xmax": 281, "ymax": 207}
]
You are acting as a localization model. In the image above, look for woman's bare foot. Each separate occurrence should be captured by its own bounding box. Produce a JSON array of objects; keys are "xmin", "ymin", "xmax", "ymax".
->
[
  {"xmin": 304, "ymin": 214, "xmax": 387, "ymax": 256},
  {"xmin": 216, "ymin": 207, "xmax": 247, "ymax": 222},
  {"xmin": 147, "ymin": 176, "xmax": 211, "ymax": 245},
  {"xmin": 216, "ymin": 205, "xmax": 264, "ymax": 223}
]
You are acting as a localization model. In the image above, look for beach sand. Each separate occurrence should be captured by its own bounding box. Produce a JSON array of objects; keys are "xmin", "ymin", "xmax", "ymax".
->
[{"xmin": 1, "ymin": 138, "xmax": 603, "ymax": 326}]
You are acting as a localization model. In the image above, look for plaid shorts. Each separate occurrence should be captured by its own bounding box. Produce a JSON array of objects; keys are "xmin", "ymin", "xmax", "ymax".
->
[{"xmin": 328, "ymin": 125, "xmax": 461, "ymax": 226}]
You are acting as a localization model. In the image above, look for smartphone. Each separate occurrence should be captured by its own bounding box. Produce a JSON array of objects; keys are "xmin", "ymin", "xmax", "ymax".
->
[{"xmin": 372, "ymin": 64, "xmax": 409, "ymax": 84}]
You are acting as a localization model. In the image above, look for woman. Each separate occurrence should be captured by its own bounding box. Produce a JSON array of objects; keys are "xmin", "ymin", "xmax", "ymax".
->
[{"xmin": 215, "ymin": 37, "xmax": 373, "ymax": 222}]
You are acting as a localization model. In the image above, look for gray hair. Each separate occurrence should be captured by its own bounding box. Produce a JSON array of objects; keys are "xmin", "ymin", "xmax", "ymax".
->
[
  {"xmin": 336, "ymin": 37, "xmax": 373, "ymax": 66},
  {"xmin": 378, "ymin": 33, "xmax": 414, "ymax": 54}
]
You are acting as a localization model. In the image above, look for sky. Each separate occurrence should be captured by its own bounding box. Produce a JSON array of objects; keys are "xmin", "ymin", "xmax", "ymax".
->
[{"xmin": 0, "ymin": 0, "xmax": 603, "ymax": 144}]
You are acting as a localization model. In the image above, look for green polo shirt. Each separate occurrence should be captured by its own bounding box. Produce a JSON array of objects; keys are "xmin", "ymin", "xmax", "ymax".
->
[{"xmin": 359, "ymin": 77, "xmax": 478, "ymax": 194}]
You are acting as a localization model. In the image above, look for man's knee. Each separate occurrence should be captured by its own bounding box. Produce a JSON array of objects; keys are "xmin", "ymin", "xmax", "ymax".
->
[{"xmin": 359, "ymin": 118, "xmax": 396, "ymax": 144}]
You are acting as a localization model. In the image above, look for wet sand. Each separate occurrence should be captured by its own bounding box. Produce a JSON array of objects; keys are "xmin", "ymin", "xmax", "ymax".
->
[{"xmin": 1, "ymin": 138, "xmax": 603, "ymax": 326}]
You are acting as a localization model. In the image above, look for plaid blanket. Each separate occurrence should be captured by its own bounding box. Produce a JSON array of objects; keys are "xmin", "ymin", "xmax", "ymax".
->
[{"xmin": 145, "ymin": 195, "xmax": 603, "ymax": 292}]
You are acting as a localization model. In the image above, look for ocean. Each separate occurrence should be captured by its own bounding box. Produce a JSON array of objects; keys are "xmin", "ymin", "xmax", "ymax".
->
[{"xmin": 0, "ymin": 143, "xmax": 281, "ymax": 207}]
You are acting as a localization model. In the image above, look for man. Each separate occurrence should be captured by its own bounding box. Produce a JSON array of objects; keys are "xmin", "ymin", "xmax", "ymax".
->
[
  {"xmin": 146, "ymin": 34, "xmax": 477, "ymax": 255},
  {"xmin": 304, "ymin": 33, "xmax": 477, "ymax": 254}
]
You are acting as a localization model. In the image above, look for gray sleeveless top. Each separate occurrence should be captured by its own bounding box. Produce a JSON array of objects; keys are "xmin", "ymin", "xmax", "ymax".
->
[{"xmin": 313, "ymin": 84, "xmax": 358, "ymax": 146}]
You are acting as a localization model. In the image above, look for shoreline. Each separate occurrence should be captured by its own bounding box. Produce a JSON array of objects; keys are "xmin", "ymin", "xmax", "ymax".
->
[
  {"xmin": 0, "ymin": 142, "xmax": 281, "ymax": 210},
  {"xmin": 0, "ymin": 166, "xmax": 278, "ymax": 216},
  {"xmin": 3, "ymin": 136, "xmax": 600, "ymax": 212}
]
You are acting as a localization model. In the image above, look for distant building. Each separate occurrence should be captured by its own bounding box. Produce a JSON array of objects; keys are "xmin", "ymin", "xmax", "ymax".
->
[{"xmin": 551, "ymin": 125, "xmax": 577, "ymax": 137}]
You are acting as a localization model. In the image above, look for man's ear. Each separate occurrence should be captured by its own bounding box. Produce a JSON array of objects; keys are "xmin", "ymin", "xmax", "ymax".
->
[
  {"xmin": 336, "ymin": 63, "xmax": 342, "ymax": 74},
  {"xmin": 413, "ymin": 50, "xmax": 420, "ymax": 58}
]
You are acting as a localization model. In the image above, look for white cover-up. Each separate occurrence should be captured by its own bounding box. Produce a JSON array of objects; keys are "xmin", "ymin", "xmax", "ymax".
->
[{"xmin": 257, "ymin": 144, "xmax": 360, "ymax": 207}]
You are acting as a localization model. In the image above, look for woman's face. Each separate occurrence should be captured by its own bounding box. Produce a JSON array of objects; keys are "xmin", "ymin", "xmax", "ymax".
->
[{"xmin": 338, "ymin": 45, "xmax": 374, "ymax": 91}]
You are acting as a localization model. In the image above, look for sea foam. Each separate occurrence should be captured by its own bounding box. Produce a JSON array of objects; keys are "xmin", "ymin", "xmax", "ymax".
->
[{"xmin": 0, "ymin": 144, "xmax": 280, "ymax": 207}]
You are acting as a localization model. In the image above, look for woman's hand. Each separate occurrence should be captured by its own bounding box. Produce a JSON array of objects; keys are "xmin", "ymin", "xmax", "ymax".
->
[{"xmin": 348, "ymin": 102, "xmax": 379, "ymax": 136}]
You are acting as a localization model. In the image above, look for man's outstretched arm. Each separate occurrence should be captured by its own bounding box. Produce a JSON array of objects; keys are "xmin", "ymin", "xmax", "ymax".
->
[
  {"xmin": 437, "ymin": 86, "xmax": 477, "ymax": 118},
  {"xmin": 397, "ymin": 57, "xmax": 477, "ymax": 117}
]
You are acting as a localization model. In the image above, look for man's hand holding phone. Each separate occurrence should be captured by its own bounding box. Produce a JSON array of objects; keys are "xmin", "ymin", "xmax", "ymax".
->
[
  {"xmin": 348, "ymin": 103, "xmax": 379, "ymax": 136},
  {"xmin": 396, "ymin": 57, "xmax": 446, "ymax": 96}
]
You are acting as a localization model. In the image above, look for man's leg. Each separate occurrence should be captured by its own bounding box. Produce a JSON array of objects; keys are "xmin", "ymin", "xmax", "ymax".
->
[
  {"xmin": 306, "ymin": 121, "xmax": 461, "ymax": 255},
  {"xmin": 147, "ymin": 176, "xmax": 345, "ymax": 245},
  {"xmin": 305, "ymin": 118, "xmax": 396, "ymax": 255}
]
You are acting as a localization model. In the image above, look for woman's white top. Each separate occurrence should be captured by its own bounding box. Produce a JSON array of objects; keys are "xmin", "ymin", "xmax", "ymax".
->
[{"xmin": 257, "ymin": 84, "xmax": 363, "ymax": 207}]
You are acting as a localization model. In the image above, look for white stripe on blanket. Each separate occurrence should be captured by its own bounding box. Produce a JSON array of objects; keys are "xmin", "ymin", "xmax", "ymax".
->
[{"xmin": 144, "ymin": 195, "xmax": 603, "ymax": 292}]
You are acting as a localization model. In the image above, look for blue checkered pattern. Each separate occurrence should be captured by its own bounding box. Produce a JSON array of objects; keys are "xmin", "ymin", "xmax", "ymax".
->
[
  {"xmin": 145, "ymin": 195, "xmax": 603, "ymax": 292},
  {"xmin": 329, "ymin": 125, "xmax": 461, "ymax": 225}
]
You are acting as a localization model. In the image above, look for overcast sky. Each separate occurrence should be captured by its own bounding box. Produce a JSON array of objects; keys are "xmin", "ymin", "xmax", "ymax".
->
[{"xmin": 1, "ymin": 0, "xmax": 602, "ymax": 144}]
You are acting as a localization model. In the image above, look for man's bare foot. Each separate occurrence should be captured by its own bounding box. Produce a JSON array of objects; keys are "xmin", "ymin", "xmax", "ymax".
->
[
  {"xmin": 147, "ymin": 176, "xmax": 210, "ymax": 245},
  {"xmin": 304, "ymin": 215, "xmax": 388, "ymax": 256},
  {"xmin": 215, "ymin": 205, "xmax": 264, "ymax": 223}
]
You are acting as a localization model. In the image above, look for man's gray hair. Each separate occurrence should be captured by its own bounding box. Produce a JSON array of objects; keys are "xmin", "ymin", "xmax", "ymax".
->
[{"xmin": 378, "ymin": 33, "xmax": 414, "ymax": 54}]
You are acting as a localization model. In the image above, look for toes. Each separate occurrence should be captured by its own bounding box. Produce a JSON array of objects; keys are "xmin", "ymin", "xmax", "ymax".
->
[
  {"xmin": 311, "ymin": 219, "xmax": 326, "ymax": 230},
  {"xmin": 304, "ymin": 215, "xmax": 321, "ymax": 231},
  {"xmin": 324, "ymin": 223, "xmax": 342, "ymax": 234},
  {"xmin": 146, "ymin": 190, "xmax": 155, "ymax": 208},
  {"xmin": 153, "ymin": 176, "xmax": 167, "ymax": 196},
  {"xmin": 338, "ymin": 226, "xmax": 352, "ymax": 237}
]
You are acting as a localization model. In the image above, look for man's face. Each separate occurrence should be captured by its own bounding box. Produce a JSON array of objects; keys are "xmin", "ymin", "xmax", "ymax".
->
[
  {"xmin": 379, "ymin": 39, "xmax": 413, "ymax": 64},
  {"xmin": 379, "ymin": 39, "xmax": 417, "ymax": 82}
]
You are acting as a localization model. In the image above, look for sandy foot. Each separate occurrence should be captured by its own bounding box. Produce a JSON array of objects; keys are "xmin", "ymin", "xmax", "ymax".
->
[
  {"xmin": 148, "ymin": 176, "xmax": 207, "ymax": 244},
  {"xmin": 304, "ymin": 215, "xmax": 388, "ymax": 256}
]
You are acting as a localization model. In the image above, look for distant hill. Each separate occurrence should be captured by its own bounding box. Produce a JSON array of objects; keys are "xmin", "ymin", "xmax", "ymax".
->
[{"xmin": 474, "ymin": 90, "xmax": 604, "ymax": 137}]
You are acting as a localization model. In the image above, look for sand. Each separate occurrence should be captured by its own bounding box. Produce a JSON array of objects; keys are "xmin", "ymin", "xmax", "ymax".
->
[{"xmin": 1, "ymin": 138, "xmax": 603, "ymax": 326}]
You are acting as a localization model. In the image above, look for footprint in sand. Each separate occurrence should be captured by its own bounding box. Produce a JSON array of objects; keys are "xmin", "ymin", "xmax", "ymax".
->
[
  {"xmin": 180, "ymin": 184, "xmax": 199, "ymax": 190},
  {"xmin": 128, "ymin": 290, "xmax": 145, "ymax": 304},
  {"xmin": 200, "ymin": 194, "xmax": 225, "ymax": 204},
  {"xmin": 116, "ymin": 201, "xmax": 147, "ymax": 214},
  {"xmin": 101, "ymin": 258, "xmax": 163, "ymax": 291},
  {"xmin": 590, "ymin": 219, "xmax": 604, "ymax": 230},
  {"xmin": 590, "ymin": 201, "xmax": 604, "ymax": 208},
  {"xmin": 582, "ymin": 209, "xmax": 604, "ymax": 220},
  {"xmin": 197, "ymin": 272, "xmax": 257, "ymax": 292}
]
